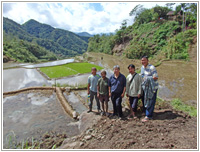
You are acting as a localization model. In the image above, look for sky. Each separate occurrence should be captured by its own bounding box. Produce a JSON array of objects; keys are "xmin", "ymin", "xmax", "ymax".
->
[{"xmin": 3, "ymin": 2, "xmax": 179, "ymax": 35}]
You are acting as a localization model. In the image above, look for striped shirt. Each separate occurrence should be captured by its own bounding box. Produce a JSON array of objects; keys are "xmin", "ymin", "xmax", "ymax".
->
[{"xmin": 140, "ymin": 64, "xmax": 159, "ymax": 89}]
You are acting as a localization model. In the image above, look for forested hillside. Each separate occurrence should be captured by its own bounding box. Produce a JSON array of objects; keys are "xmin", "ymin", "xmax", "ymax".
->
[
  {"xmin": 87, "ymin": 3, "xmax": 197, "ymax": 60},
  {"xmin": 3, "ymin": 17, "xmax": 90, "ymax": 62}
]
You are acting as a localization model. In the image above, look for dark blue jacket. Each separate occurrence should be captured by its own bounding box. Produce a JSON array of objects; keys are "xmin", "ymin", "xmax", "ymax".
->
[{"xmin": 108, "ymin": 73, "xmax": 126, "ymax": 94}]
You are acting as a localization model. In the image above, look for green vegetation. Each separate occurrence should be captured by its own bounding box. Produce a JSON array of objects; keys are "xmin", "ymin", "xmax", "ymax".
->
[
  {"xmin": 40, "ymin": 62, "xmax": 103, "ymax": 78},
  {"xmin": 87, "ymin": 34, "xmax": 115, "ymax": 55},
  {"xmin": 3, "ymin": 17, "xmax": 89, "ymax": 62},
  {"xmin": 171, "ymin": 98, "xmax": 197, "ymax": 117},
  {"xmin": 163, "ymin": 29, "xmax": 197, "ymax": 59},
  {"xmin": 3, "ymin": 33, "xmax": 57, "ymax": 62},
  {"xmin": 87, "ymin": 3, "xmax": 197, "ymax": 60}
]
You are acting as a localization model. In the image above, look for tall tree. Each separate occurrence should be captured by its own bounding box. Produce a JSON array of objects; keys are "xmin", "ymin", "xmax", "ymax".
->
[
  {"xmin": 129, "ymin": 4, "xmax": 144, "ymax": 22},
  {"xmin": 165, "ymin": 3, "xmax": 175, "ymax": 9}
]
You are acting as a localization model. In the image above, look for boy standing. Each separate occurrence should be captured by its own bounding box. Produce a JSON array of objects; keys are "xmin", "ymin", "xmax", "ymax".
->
[
  {"xmin": 126, "ymin": 64, "xmax": 142, "ymax": 119},
  {"xmin": 87, "ymin": 67, "xmax": 101, "ymax": 113},
  {"xmin": 97, "ymin": 70, "xmax": 109, "ymax": 116}
]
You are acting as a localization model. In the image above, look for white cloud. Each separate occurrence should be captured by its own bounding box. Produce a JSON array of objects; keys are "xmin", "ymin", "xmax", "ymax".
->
[{"xmin": 3, "ymin": 2, "xmax": 172, "ymax": 34}]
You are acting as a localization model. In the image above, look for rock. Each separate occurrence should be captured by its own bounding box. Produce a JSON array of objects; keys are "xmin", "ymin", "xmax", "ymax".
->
[
  {"xmin": 101, "ymin": 135, "xmax": 105, "ymax": 139},
  {"xmin": 60, "ymin": 87, "xmax": 66, "ymax": 92},
  {"xmin": 65, "ymin": 87, "xmax": 71, "ymax": 92},
  {"xmin": 72, "ymin": 111, "xmax": 78, "ymax": 119},
  {"xmin": 78, "ymin": 111, "xmax": 101, "ymax": 132},
  {"xmin": 84, "ymin": 135, "xmax": 92, "ymax": 140},
  {"xmin": 80, "ymin": 142, "xmax": 84, "ymax": 146},
  {"xmin": 86, "ymin": 129, "xmax": 94, "ymax": 135}
]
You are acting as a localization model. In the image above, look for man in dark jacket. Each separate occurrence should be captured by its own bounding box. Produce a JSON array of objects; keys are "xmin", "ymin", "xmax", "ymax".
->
[{"xmin": 109, "ymin": 65, "xmax": 126, "ymax": 119}]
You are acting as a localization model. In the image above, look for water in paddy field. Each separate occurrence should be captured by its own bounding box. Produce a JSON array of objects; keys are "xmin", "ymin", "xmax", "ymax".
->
[
  {"xmin": 64, "ymin": 92, "xmax": 88, "ymax": 114},
  {"xmin": 3, "ymin": 91, "xmax": 79, "ymax": 149},
  {"xmin": 75, "ymin": 90, "xmax": 114, "ymax": 112},
  {"xmin": 3, "ymin": 68, "xmax": 52, "ymax": 92},
  {"xmin": 3, "ymin": 62, "xmax": 31, "ymax": 69},
  {"xmin": 22, "ymin": 59, "xmax": 74, "ymax": 68},
  {"xmin": 3, "ymin": 57, "xmax": 114, "ymax": 93},
  {"xmin": 3, "ymin": 59, "xmax": 74, "ymax": 69}
]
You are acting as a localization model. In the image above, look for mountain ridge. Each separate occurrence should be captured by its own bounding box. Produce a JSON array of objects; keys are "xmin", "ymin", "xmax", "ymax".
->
[{"xmin": 3, "ymin": 17, "xmax": 90, "ymax": 62}]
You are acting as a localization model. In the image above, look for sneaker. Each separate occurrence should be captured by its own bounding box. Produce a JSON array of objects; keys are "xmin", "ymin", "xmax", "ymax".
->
[
  {"xmin": 119, "ymin": 117, "xmax": 123, "ymax": 120},
  {"xmin": 106, "ymin": 112, "xmax": 110, "ymax": 117},
  {"xmin": 101, "ymin": 112, "xmax": 105, "ymax": 116},
  {"xmin": 141, "ymin": 116, "xmax": 149, "ymax": 122},
  {"xmin": 112, "ymin": 113, "xmax": 116, "ymax": 117},
  {"xmin": 98, "ymin": 109, "xmax": 101, "ymax": 113},
  {"xmin": 87, "ymin": 110, "xmax": 92, "ymax": 113}
]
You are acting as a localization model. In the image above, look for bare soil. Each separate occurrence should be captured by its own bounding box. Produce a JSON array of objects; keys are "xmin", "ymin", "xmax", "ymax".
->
[{"xmin": 60, "ymin": 106, "xmax": 197, "ymax": 149}]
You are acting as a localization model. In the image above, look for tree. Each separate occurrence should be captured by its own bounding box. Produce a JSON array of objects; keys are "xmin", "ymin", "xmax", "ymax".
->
[
  {"xmin": 129, "ymin": 4, "xmax": 145, "ymax": 22},
  {"xmin": 165, "ymin": 3, "xmax": 175, "ymax": 9},
  {"xmin": 120, "ymin": 20, "xmax": 128, "ymax": 48},
  {"xmin": 153, "ymin": 5, "xmax": 171, "ymax": 19}
]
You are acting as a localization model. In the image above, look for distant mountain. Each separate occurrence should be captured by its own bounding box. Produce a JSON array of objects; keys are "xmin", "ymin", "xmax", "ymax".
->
[
  {"xmin": 3, "ymin": 17, "xmax": 89, "ymax": 62},
  {"xmin": 76, "ymin": 32, "xmax": 93, "ymax": 37}
]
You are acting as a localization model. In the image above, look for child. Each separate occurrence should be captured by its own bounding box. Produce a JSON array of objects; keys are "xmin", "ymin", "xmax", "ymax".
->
[{"xmin": 97, "ymin": 70, "xmax": 109, "ymax": 116}]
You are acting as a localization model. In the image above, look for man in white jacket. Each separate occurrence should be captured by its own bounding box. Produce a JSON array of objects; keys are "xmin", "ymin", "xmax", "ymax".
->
[{"xmin": 126, "ymin": 64, "xmax": 142, "ymax": 119}]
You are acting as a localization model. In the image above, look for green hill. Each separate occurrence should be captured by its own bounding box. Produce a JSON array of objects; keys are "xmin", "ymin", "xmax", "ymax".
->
[
  {"xmin": 3, "ymin": 17, "xmax": 89, "ymax": 62},
  {"xmin": 77, "ymin": 32, "xmax": 93, "ymax": 37},
  {"xmin": 87, "ymin": 3, "xmax": 197, "ymax": 60}
]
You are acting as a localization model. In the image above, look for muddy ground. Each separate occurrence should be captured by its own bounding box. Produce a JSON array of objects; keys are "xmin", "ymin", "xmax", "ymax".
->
[{"xmin": 60, "ymin": 104, "xmax": 197, "ymax": 149}]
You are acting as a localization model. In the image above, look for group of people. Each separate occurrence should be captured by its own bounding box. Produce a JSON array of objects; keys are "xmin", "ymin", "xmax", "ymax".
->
[{"xmin": 87, "ymin": 56, "xmax": 158, "ymax": 122}]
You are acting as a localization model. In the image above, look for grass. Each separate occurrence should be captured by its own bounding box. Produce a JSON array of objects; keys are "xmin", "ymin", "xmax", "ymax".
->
[
  {"xmin": 171, "ymin": 98, "xmax": 197, "ymax": 117},
  {"xmin": 40, "ymin": 62, "xmax": 103, "ymax": 79}
]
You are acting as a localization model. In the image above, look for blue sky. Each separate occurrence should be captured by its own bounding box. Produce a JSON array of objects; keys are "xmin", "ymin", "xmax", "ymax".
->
[{"xmin": 3, "ymin": 2, "xmax": 180, "ymax": 34}]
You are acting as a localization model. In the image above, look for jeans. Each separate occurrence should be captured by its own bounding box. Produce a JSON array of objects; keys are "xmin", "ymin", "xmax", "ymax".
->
[
  {"xmin": 129, "ymin": 96, "xmax": 138, "ymax": 112},
  {"xmin": 89, "ymin": 90, "xmax": 100, "ymax": 110},
  {"xmin": 142, "ymin": 89, "xmax": 157, "ymax": 118},
  {"xmin": 111, "ymin": 92, "xmax": 123, "ymax": 117}
]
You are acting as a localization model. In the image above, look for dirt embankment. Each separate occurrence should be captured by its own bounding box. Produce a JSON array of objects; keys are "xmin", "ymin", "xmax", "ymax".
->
[
  {"xmin": 3, "ymin": 55, "xmax": 14, "ymax": 63},
  {"xmin": 60, "ymin": 107, "xmax": 197, "ymax": 149}
]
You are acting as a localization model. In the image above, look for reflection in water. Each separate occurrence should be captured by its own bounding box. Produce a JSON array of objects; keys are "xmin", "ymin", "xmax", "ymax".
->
[
  {"xmin": 3, "ymin": 67, "xmax": 113, "ymax": 93},
  {"xmin": 52, "ymin": 70, "xmax": 113, "ymax": 87},
  {"xmin": 3, "ymin": 92, "xmax": 79, "ymax": 148},
  {"xmin": 64, "ymin": 92, "xmax": 88, "ymax": 114},
  {"xmin": 3, "ymin": 68, "xmax": 51, "ymax": 92},
  {"xmin": 22, "ymin": 59, "xmax": 74, "ymax": 68},
  {"xmin": 3, "ymin": 62, "xmax": 31, "ymax": 69}
]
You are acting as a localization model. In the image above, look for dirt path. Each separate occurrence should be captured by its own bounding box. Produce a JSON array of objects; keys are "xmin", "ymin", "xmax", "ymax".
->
[{"xmin": 60, "ymin": 107, "xmax": 197, "ymax": 149}]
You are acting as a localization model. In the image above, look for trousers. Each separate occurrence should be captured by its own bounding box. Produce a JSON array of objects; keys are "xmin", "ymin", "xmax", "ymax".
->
[
  {"xmin": 111, "ymin": 92, "xmax": 123, "ymax": 117},
  {"xmin": 89, "ymin": 90, "xmax": 100, "ymax": 110},
  {"xmin": 142, "ymin": 89, "xmax": 157, "ymax": 118}
]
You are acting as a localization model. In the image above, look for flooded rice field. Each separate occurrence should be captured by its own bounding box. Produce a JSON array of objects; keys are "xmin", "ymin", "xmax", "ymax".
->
[
  {"xmin": 3, "ymin": 68, "xmax": 51, "ymax": 92},
  {"xmin": 3, "ymin": 59, "xmax": 74, "ymax": 69},
  {"xmin": 74, "ymin": 90, "xmax": 114, "ymax": 112},
  {"xmin": 3, "ymin": 54, "xmax": 197, "ymax": 149},
  {"xmin": 87, "ymin": 53, "xmax": 197, "ymax": 105},
  {"xmin": 3, "ymin": 67, "xmax": 113, "ymax": 93},
  {"xmin": 3, "ymin": 90, "xmax": 79, "ymax": 148},
  {"xmin": 64, "ymin": 91, "xmax": 88, "ymax": 114},
  {"xmin": 22, "ymin": 59, "xmax": 74, "ymax": 68},
  {"xmin": 157, "ymin": 61, "xmax": 197, "ymax": 103}
]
